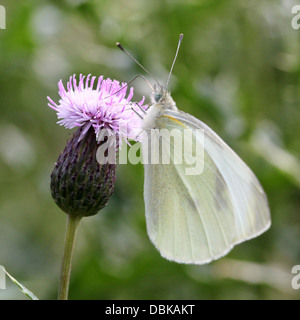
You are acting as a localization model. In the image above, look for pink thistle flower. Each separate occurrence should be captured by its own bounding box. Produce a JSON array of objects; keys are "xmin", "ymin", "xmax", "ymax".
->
[{"xmin": 47, "ymin": 74, "xmax": 146, "ymax": 142}]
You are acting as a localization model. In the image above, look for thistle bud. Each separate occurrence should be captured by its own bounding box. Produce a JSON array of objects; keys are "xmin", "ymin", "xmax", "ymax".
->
[{"xmin": 50, "ymin": 127, "xmax": 116, "ymax": 217}]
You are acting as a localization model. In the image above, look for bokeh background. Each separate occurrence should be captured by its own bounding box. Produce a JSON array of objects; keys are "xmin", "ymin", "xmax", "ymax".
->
[{"xmin": 0, "ymin": 0, "xmax": 299, "ymax": 300}]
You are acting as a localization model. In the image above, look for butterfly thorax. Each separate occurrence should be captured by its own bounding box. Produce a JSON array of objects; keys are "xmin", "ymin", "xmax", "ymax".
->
[{"xmin": 142, "ymin": 85, "xmax": 177, "ymax": 130}]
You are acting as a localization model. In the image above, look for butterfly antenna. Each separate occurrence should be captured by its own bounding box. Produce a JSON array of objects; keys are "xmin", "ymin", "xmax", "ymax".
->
[
  {"xmin": 165, "ymin": 33, "xmax": 184, "ymax": 89},
  {"xmin": 116, "ymin": 42, "xmax": 161, "ymax": 86},
  {"xmin": 102, "ymin": 74, "xmax": 154, "ymax": 101}
]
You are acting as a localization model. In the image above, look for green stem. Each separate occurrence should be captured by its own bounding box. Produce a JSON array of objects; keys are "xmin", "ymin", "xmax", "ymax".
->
[{"xmin": 58, "ymin": 214, "xmax": 81, "ymax": 300}]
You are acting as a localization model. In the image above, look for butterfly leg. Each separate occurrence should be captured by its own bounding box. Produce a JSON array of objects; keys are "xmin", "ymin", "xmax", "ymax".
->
[
  {"xmin": 131, "ymin": 107, "xmax": 144, "ymax": 119},
  {"xmin": 135, "ymin": 102, "xmax": 147, "ymax": 114}
]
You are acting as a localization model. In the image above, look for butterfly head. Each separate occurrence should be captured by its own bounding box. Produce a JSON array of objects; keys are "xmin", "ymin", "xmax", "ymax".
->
[{"xmin": 151, "ymin": 84, "xmax": 176, "ymax": 110}]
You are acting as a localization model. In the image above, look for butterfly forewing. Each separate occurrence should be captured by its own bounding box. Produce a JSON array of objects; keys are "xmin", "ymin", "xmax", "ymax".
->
[{"xmin": 142, "ymin": 109, "xmax": 270, "ymax": 264}]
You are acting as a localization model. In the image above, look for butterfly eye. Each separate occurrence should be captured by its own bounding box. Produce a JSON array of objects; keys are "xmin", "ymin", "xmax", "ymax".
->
[{"xmin": 154, "ymin": 93, "xmax": 162, "ymax": 102}]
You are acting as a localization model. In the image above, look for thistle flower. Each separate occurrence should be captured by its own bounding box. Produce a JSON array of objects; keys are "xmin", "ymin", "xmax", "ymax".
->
[
  {"xmin": 48, "ymin": 74, "xmax": 146, "ymax": 300},
  {"xmin": 47, "ymin": 74, "xmax": 146, "ymax": 143},
  {"xmin": 48, "ymin": 74, "xmax": 145, "ymax": 218}
]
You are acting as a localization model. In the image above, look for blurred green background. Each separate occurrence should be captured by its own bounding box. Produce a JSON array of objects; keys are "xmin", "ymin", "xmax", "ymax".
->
[{"xmin": 0, "ymin": 0, "xmax": 299, "ymax": 300}]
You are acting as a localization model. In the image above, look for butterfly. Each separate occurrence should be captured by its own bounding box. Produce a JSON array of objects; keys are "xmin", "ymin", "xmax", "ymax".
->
[{"xmin": 119, "ymin": 34, "xmax": 271, "ymax": 264}]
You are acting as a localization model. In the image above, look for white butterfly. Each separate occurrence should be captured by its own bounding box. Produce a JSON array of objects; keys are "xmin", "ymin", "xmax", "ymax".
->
[{"xmin": 120, "ymin": 34, "xmax": 271, "ymax": 264}]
